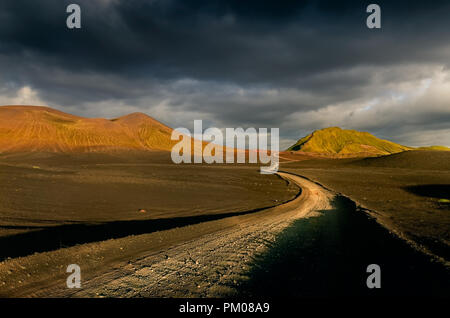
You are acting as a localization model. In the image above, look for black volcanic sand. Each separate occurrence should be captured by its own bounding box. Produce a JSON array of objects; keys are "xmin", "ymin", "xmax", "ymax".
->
[
  {"xmin": 1, "ymin": 150, "xmax": 448, "ymax": 298},
  {"xmin": 238, "ymin": 196, "xmax": 449, "ymax": 298},
  {"xmin": 0, "ymin": 151, "xmax": 298, "ymax": 259},
  {"xmin": 282, "ymin": 151, "xmax": 450, "ymax": 261}
]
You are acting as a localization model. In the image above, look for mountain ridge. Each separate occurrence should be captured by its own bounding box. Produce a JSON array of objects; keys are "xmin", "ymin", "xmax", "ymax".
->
[
  {"xmin": 287, "ymin": 127, "xmax": 412, "ymax": 157},
  {"xmin": 1, "ymin": 106, "xmax": 446, "ymax": 156},
  {"xmin": 0, "ymin": 105, "xmax": 176, "ymax": 153}
]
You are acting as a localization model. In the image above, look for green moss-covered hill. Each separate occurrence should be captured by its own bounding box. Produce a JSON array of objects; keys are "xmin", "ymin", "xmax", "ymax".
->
[
  {"xmin": 287, "ymin": 127, "xmax": 412, "ymax": 157},
  {"xmin": 415, "ymin": 146, "xmax": 450, "ymax": 151}
]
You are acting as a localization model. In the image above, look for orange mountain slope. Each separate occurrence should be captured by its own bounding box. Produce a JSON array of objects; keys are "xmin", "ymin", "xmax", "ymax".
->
[{"xmin": 0, "ymin": 105, "xmax": 176, "ymax": 152}]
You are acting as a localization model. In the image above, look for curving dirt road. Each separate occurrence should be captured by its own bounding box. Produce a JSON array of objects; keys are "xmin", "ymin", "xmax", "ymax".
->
[
  {"xmin": 4, "ymin": 171, "xmax": 447, "ymax": 297},
  {"xmin": 36, "ymin": 172, "xmax": 334, "ymax": 297}
]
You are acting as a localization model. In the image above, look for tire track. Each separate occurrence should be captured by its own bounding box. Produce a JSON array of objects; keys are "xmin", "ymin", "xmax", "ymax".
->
[{"xmin": 52, "ymin": 172, "xmax": 335, "ymax": 297}]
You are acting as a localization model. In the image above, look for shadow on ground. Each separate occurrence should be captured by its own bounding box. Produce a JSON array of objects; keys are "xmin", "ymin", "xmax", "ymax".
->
[
  {"xmin": 237, "ymin": 196, "xmax": 449, "ymax": 298},
  {"xmin": 404, "ymin": 184, "xmax": 450, "ymax": 199},
  {"xmin": 0, "ymin": 203, "xmax": 288, "ymax": 262}
]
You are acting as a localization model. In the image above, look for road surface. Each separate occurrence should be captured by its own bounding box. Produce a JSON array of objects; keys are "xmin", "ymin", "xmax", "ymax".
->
[{"xmin": 47, "ymin": 172, "xmax": 335, "ymax": 297}]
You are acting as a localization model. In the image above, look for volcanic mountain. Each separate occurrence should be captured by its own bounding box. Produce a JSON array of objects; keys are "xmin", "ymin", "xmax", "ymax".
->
[
  {"xmin": 0, "ymin": 105, "xmax": 176, "ymax": 153},
  {"xmin": 287, "ymin": 127, "xmax": 412, "ymax": 157}
]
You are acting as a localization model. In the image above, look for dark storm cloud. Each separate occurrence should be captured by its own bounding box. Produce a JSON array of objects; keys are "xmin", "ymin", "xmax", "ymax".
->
[
  {"xmin": 2, "ymin": 0, "xmax": 450, "ymax": 83},
  {"xmin": 0, "ymin": 0, "xmax": 449, "ymax": 146}
]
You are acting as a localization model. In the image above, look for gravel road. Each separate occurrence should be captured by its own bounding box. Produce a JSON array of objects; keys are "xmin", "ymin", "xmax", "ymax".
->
[{"xmin": 51, "ymin": 172, "xmax": 334, "ymax": 297}]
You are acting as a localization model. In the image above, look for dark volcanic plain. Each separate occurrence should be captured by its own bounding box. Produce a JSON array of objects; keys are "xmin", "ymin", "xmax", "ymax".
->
[
  {"xmin": 0, "ymin": 151, "xmax": 299, "ymax": 296},
  {"xmin": 282, "ymin": 150, "xmax": 450, "ymax": 261},
  {"xmin": 0, "ymin": 151, "xmax": 298, "ymax": 239},
  {"xmin": 0, "ymin": 148, "xmax": 449, "ymax": 297}
]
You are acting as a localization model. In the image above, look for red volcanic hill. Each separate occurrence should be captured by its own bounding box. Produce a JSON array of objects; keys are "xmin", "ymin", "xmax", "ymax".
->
[{"xmin": 0, "ymin": 105, "xmax": 176, "ymax": 153}]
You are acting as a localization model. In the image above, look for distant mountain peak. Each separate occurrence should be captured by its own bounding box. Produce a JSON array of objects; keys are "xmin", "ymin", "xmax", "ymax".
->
[
  {"xmin": 0, "ymin": 105, "xmax": 175, "ymax": 153},
  {"xmin": 287, "ymin": 127, "xmax": 412, "ymax": 157},
  {"xmin": 115, "ymin": 112, "xmax": 152, "ymax": 120}
]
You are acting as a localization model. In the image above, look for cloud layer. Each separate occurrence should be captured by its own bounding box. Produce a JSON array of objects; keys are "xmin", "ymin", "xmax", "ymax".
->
[{"xmin": 0, "ymin": 0, "xmax": 449, "ymax": 147}]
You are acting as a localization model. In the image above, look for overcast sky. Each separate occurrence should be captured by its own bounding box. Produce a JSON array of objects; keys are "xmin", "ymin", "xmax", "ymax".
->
[{"xmin": 0, "ymin": 0, "xmax": 449, "ymax": 148}]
